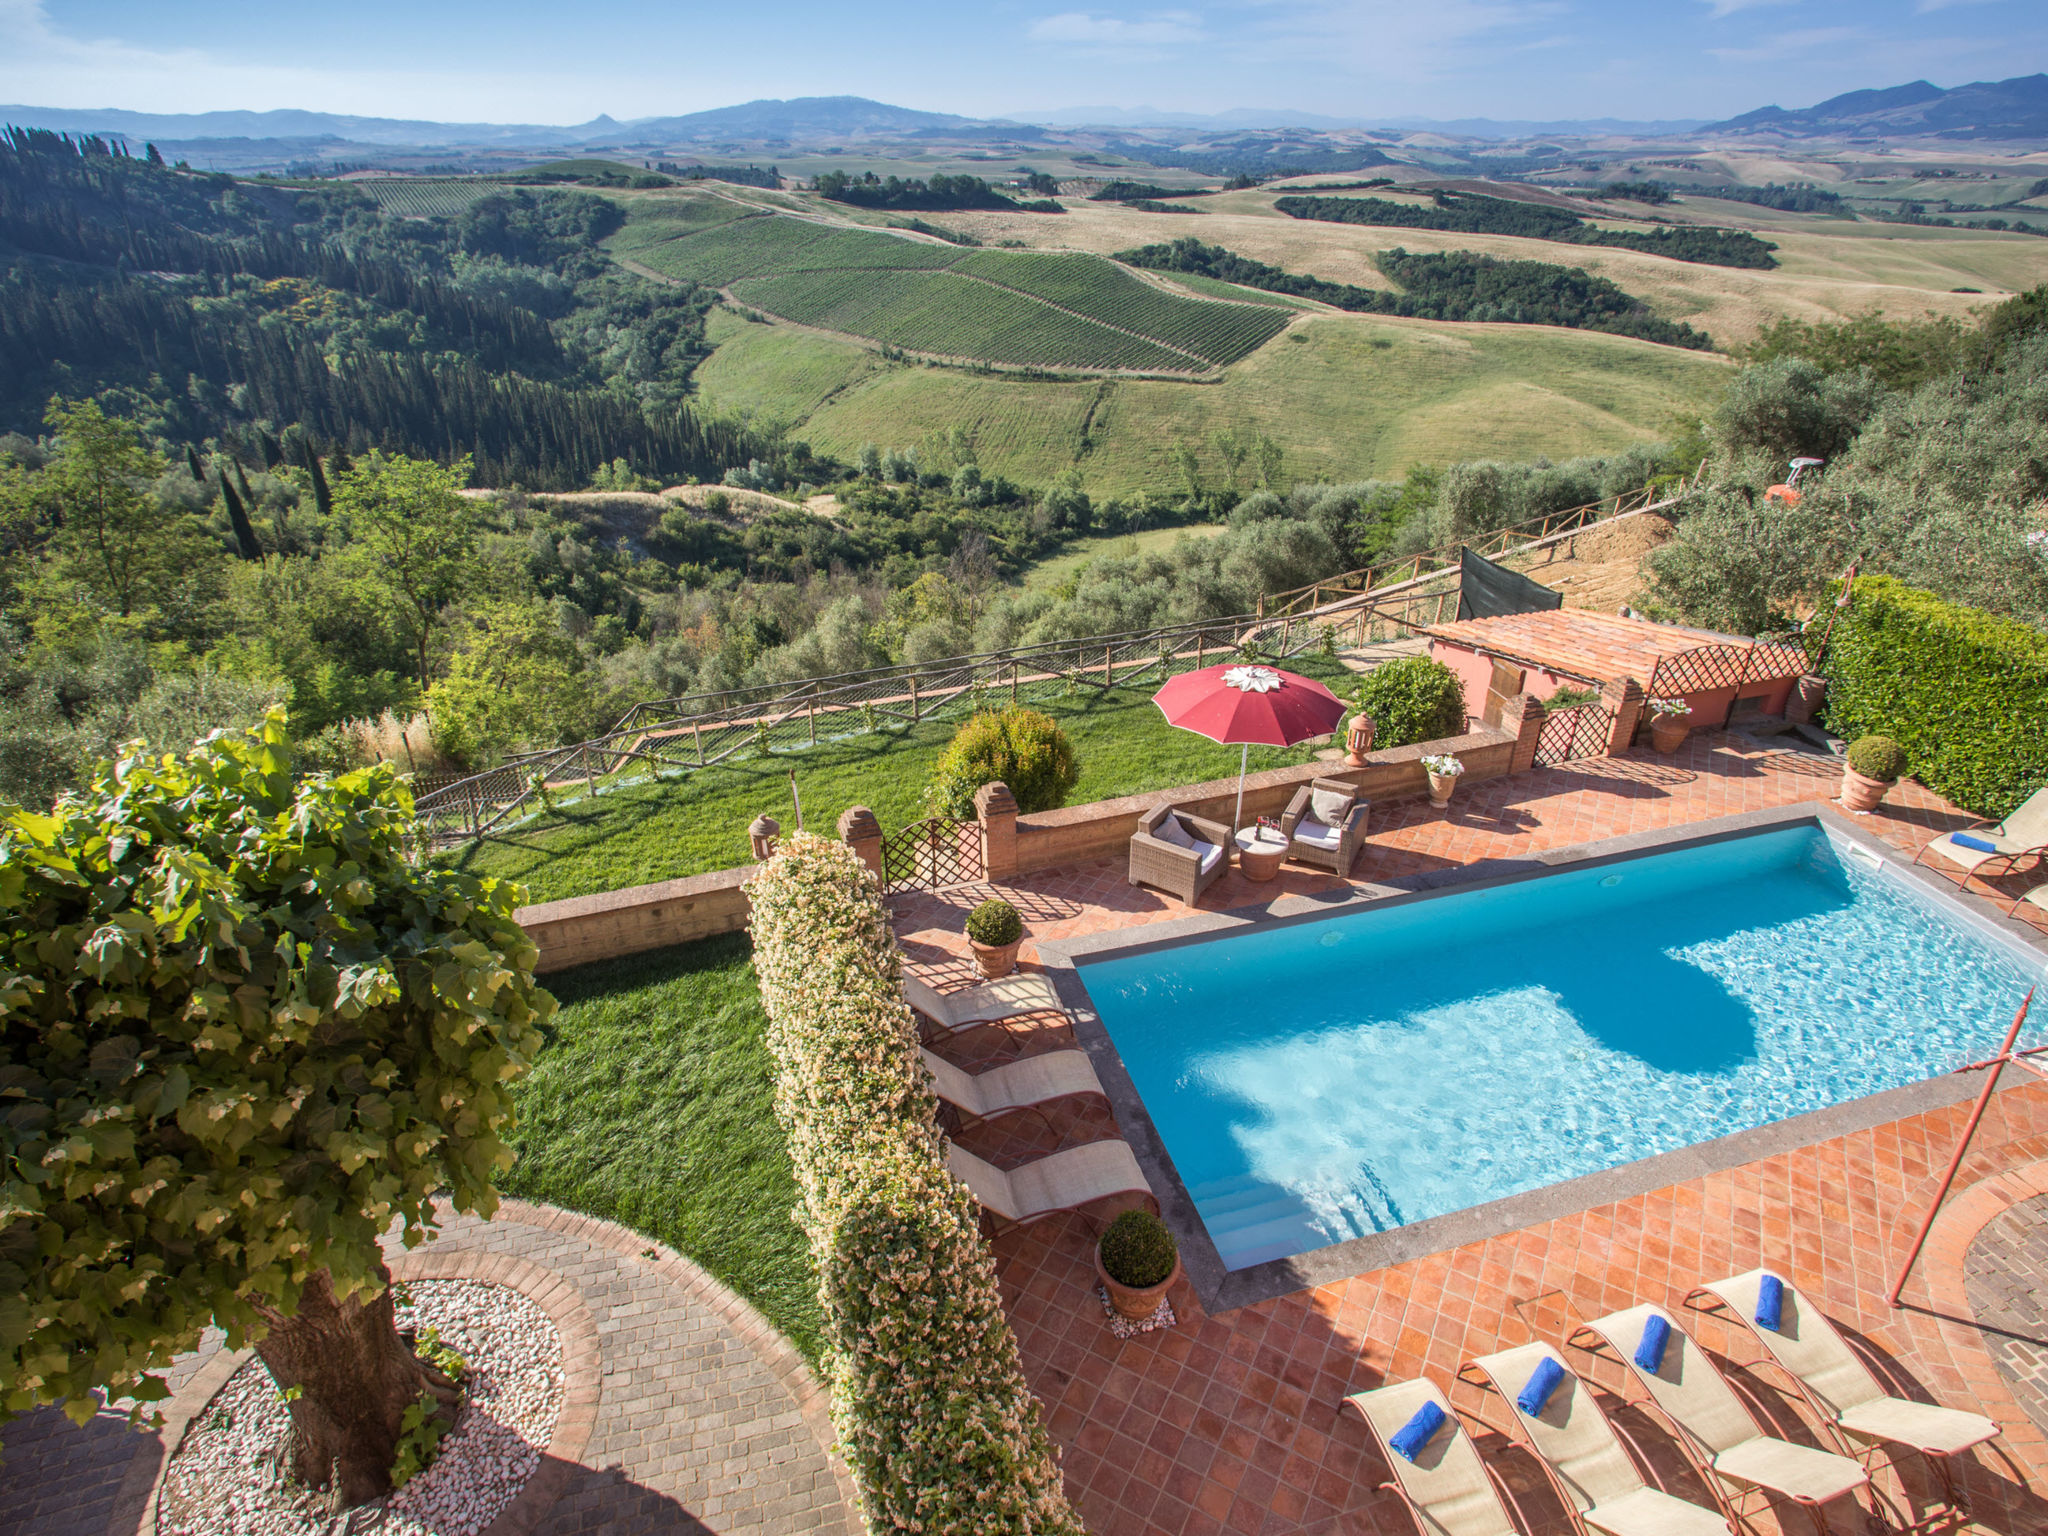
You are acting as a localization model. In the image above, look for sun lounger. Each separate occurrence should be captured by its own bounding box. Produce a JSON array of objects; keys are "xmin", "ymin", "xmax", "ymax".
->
[
  {"xmin": 1914, "ymin": 786, "xmax": 2048, "ymax": 885},
  {"xmin": 1687, "ymin": 1268, "xmax": 1998, "ymax": 1515},
  {"xmin": 1339, "ymin": 1378, "xmax": 1524, "ymax": 1536},
  {"xmin": 945, "ymin": 1138, "xmax": 1153, "ymax": 1236},
  {"xmin": 1461, "ymin": 1342, "xmax": 1734, "ymax": 1536},
  {"xmin": 920, "ymin": 1046, "xmax": 1109, "ymax": 1141},
  {"xmin": 902, "ymin": 971, "xmax": 1072, "ymax": 1054},
  {"xmin": 1571, "ymin": 1304, "xmax": 1876, "ymax": 1536}
]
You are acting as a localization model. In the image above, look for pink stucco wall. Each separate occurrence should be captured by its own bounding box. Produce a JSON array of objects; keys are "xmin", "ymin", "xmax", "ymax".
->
[{"xmin": 1429, "ymin": 638, "xmax": 1798, "ymax": 728}]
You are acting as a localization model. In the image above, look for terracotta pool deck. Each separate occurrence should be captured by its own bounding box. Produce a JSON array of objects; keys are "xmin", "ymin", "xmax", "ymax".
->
[{"xmin": 894, "ymin": 732, "xmax": 2048, "ymax": 1536}]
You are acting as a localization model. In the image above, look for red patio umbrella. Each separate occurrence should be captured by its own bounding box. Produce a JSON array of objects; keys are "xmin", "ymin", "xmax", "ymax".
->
[{"xmin": 1152, "ymin": 663, "xmax": 1348, "ymax": 832}]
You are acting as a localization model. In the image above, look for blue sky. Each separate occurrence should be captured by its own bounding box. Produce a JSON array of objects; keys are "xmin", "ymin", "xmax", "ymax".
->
[{"xmin": 2, "ymin": 0, "xmax": 2044, "ymax": 126}]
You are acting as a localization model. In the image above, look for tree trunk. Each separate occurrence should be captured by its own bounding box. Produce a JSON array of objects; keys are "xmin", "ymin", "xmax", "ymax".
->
[{"xmin": 252, "ymin": 1261, "xmax": 457, "ymax": 1507}]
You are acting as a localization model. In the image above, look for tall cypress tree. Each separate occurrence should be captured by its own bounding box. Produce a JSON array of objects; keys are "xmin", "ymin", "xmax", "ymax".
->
[{"xmin": 215, "ymin": 460, "xmax": 263, "ymax": 562}]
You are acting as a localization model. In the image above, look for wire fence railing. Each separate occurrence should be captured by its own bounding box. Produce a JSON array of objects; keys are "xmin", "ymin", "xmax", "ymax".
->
[
  {"xmin": 412, "ymin": 479, "xmax": 1699, "ymax": 850},
  {"xmin": 413, "ymin": 608, "xmax": 1355, "ymax": 847}
]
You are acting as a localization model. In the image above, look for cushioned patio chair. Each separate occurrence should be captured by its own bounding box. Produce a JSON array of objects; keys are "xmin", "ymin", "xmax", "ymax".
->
[
  {"xmin": 945, "ymin": 1137, "xmax": 1153, "ymax": 1237},
  {"xmin": 1280, "ymin": 777, "xmax": 1371, "ymax": 876},
  {"xmin": 1129, "ymin": 803, "xmax": 1229, "ymax": 905},
  {"xmin": 1571, "ymin": 1304, "xmax": 1882, "ymax": 1536},
  {"xmin": 920, "ymin": 1046, "xmax": 1110, "ymax": 1144},
  {"xmin": 902, "ymin": 972, "xmax": 1072, "ymax": 1056},
  {"xmin": 1913, "ymin": 786, "xmax": 2048, "ymax": 888},
  {"xmin": 1339, "ymin": 1378, "xmax": 1526, "ymax": 1536},
  {"xmin": 1686, "ymin": 1268, "xmax": 1998, "ymax": 1518},
  {"xmin": 1460, "ymin": 1342, "xmax": 1735, "ymax": 1536}
]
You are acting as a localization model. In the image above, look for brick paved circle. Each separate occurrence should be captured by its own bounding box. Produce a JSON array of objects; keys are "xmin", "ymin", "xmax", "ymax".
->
[
  {"xmin": 0, "ymin": 1201, "xmax": 858, "ymax": 1536},
  {"xmin": 1965, "ymin": 1192, "xmax": 2048, "ymax": 1439}
]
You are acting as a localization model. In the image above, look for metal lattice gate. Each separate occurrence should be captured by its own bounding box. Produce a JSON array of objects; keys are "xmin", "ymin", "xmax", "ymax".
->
[
  {"xmin": 880, "ymin": 817, "xmax": 983, "ymax": 896},
  {"xmin": 1534, "ymin": 703, "xmax": 1614, "ymax": 767}
]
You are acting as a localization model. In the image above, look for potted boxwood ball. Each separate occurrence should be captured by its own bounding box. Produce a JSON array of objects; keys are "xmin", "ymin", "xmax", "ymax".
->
[
  {"xmin": 964, "ymin": 897, "xmax": 1025, "ymax": 979},
  {"xmin": 1095, "ymin": 1208, "xmax": 1181, "ymax": 1320},
  {"xmin": 1840, "ymin": 735, "xmax": 1908, "ymax": 814}
]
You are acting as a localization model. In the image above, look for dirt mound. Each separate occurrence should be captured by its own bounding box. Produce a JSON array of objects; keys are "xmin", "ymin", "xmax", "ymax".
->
[{"xmin": 1508, "ymin": 511, "xmax": 1675, "ymax": 612}]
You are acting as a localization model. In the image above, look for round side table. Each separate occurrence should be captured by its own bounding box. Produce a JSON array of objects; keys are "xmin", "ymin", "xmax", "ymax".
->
[{"xmin": 1233, "ymin": 826, "xmax": 1288, "ymax": 882}]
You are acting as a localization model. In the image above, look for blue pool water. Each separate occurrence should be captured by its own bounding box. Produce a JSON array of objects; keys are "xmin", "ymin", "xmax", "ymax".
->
[{"xmin": 1082, "ymin": 826, "xmax": 2045, "ymax": 1270}]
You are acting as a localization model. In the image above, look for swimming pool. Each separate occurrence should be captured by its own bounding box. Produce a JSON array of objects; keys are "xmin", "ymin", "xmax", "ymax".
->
[{"xmin": 1080, "ymin": 824, "xmax": 2045, "ymax": 1271}]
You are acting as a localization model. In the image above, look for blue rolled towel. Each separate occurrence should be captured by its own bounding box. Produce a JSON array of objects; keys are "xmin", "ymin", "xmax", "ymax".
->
[
  {"xmin": 1952, "ymin": 833, "xmax": 1998, "ymax": 853},
  {"xmin": 1634, "ymin": 1313, "xmax": 1671, "ymax": 1373},
  {"xmin": 1755, "ymin": 1272, "xmax": 1785, "ymax": 1332},
  {"xmin": 1389, "ymin": 1399, "xmax": 1446, "ymax": 1462},
  {"xmin": 1517, "ymin": 1355, "xmax": 1567, "ymax": 1417}
]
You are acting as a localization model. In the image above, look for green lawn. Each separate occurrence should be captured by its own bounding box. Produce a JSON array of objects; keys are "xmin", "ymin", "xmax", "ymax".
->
[
  {"xmin": 500, "ymin": 933, "xmax": 822, "ymax": 1359},
  {"xmin": 448, "ymin": 658, "xmax": 1357, "ymax": 905}
]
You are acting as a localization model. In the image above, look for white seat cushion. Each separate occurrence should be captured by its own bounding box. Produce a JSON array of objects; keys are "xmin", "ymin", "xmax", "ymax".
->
[
  {"xmin": 1294, "ymin": 817, "xmax": 1344, "ymax": 851},
  {"xmin": 1926, "ymin": 834, "xmax": 2013, "ymax": 871},
  {"xmin": 1193, "ymin": 841, "xmax": 1223, "ymax": 874}
]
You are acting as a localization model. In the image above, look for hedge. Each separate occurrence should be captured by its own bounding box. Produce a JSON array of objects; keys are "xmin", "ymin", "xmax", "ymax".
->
[
  {"xmin": 1825, "ymin": 575, "xmax": 2048, "ymax": 817},
  {"xmin": 746, "ymin": 832, "xmax": 1085, "ymax": 1535}
]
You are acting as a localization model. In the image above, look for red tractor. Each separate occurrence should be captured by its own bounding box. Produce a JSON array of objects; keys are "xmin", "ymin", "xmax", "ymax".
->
[{"xmin": 1765, "ymin": 456, "xmax": 1825, "ymax": 505}]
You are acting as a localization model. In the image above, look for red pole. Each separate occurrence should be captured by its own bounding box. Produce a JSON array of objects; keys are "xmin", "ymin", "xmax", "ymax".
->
[{"xmin": 1888, "ymin": 987, "xmax": 2033, "ymax": 1307}]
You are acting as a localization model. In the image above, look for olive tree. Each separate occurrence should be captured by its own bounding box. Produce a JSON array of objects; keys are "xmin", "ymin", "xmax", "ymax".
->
[{"xmin": 0, "ymin": 711, "xmax": 552, "ymax": 1503}]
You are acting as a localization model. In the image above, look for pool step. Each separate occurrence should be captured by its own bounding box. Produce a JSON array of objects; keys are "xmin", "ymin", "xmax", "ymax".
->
[{"xmin": 1186, "ymin": 1174, "xmax": 1336, "ymax": 1269}]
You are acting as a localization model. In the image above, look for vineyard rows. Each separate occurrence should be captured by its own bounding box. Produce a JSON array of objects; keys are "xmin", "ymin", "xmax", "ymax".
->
[
  {"xmin": 730, "ymin": 270, "xmax": 1205, "ymax": 372},
  {"xmin": 353, "ymin": 179, "xmax": 503, "ymax": 218},
  {"xmin": 626, "ymin": 212, "xmax": 1293, "ymax": 374},
  {"xmin": 954, "ymin": 251, "xmax": 1288, "ymax": 364}
]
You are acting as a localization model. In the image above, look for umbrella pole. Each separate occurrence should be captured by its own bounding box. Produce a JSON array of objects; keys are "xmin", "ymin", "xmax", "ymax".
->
[{"xmin": 1233, "ymin": 742, "xmax": 1248, "ymax": 834}]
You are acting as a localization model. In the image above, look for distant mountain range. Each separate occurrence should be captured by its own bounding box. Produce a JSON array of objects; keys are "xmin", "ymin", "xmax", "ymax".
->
[
  {"xmin": 1017, "ymin": 106, "xmax": 1711, "ymax": 137},
  {"xmin": 0, "ymin": 96, "xmax": 987, "ymax": 150},
  {"xmin": 4, "ymin": 76, "xmax": 2046, "ymax": 155},
  {"xmin": 1708, "ymin": 73, "xmax": 2048, "ymax": 141}
]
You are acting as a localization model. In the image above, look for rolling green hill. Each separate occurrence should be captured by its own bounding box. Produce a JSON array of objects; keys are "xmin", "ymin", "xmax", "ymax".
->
[
  {"xmin": 611, "ymin": 210, "xmax": 1290, "ymax": 374},
  {"xmin": 691, "ymin": 305, "xmax": 1731, "ymax": 492}
]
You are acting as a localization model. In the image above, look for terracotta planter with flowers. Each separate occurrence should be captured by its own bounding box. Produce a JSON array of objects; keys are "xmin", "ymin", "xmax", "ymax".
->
[
  {"xmin": 1422, "ymin": 752, "xmax": 1464, "ymax": 809},
  {"xmin": 1646, "ymin": 697, "xmax": 1693, "ymax": 754}
]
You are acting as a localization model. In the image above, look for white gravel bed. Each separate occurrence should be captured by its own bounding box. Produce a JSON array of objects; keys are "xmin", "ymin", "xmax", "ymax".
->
[{"xmin": 158, "ymin": 1279, "xmax": 565, "ymax": 1536}]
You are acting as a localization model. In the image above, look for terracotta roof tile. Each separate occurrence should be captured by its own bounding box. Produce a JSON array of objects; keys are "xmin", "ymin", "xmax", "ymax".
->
[{"xmin": 1424, "ymin": 608, "xmax": 1804, "ymax": 685}]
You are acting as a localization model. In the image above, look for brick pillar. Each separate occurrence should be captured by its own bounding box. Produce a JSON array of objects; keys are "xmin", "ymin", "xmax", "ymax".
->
[
  {"xmin": 1499, "ymin": 693, "xmax": 1546, "ymax": 774},
  {"xmin": 1602, "ymin": 676, "xmax": 1646, "ymax": 756},
  {"xmin": 974, "ymin": 780, "xmax": 1019, "ymax": 883},
  {"xmin": 838, "ymin": 805, "xmax": 883, "ymax": 882}
]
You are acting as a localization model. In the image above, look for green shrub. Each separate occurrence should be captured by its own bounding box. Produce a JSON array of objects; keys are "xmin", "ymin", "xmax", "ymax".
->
[
  {"xmin": 1098, "ymin": 1210, "xmax": 1177, "ymax": 1288},
  {"xmin": 1846, "ymin": 735, "xmax": 1908, "ymax": 781},
  {"xmin": 965, "ymin": 898, "xmax": 1023, "ymax": 947},
  {"xmin": 924, "ymin": 706, "xmax": 1079, "ymax": 818},
  {"xmin": 745, "ymin": 834, "xmax": 1084, "ymax": 1536},
  {"xmin": 1353, "ymin": 655, "xmax": 1466, "ymax": 748},
  {"xmin": 1825, "ymin": 576, "xmax": 2048, "ymax": 816}
]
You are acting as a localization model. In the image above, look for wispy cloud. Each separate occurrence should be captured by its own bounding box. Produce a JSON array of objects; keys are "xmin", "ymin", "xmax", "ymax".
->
[
  {"xmin": 1028, "ymin": 11, "xmax": 1207, "ymax": 48},
  {"xmin": 1914, "ymin": 0, "xmax": 2003, "ymax": 11},
  {"xmin": 1699, "ymin": 0, "xmax": 1800, "ymax": 18}
]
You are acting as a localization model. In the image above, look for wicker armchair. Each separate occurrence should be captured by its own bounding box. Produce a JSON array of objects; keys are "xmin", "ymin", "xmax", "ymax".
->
[
  {"xmin": 1280, "ymin": 778, "xmax": 1370, "ymax": 876},
  {"xmin": 1129, "ymin": 803, "xmax": 1230, "ymax": 904}
]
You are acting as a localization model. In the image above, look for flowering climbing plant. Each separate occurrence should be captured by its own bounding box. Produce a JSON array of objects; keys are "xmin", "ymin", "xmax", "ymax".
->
[{"xmin": 745, "ymin": 833, "xmax": 1085, "ymax": 1536}]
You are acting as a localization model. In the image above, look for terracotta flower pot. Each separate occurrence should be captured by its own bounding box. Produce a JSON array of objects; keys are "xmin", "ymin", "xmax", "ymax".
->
[
  {"xmin": 969, "ymin": 937, "xmax": 1021, "ymax": 979},
  {"xmin": 1426, "ymin": 771, "xmax": 1457, "ymax": 809},
  {"xmin": 1094, "ymin": 1245, "xmax": 1182, "ymax": 1321},
  {"xmin": 1343, "ymin": 715, "xmax": 1377, "ymax": 768},
  {"xmin": 1839, "ymin": 765, "xmax": 1896, "ymax": 814},
  {"xmin": 1649, "ymin": 715, "xmax": 1692, "ymax": 754}
]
